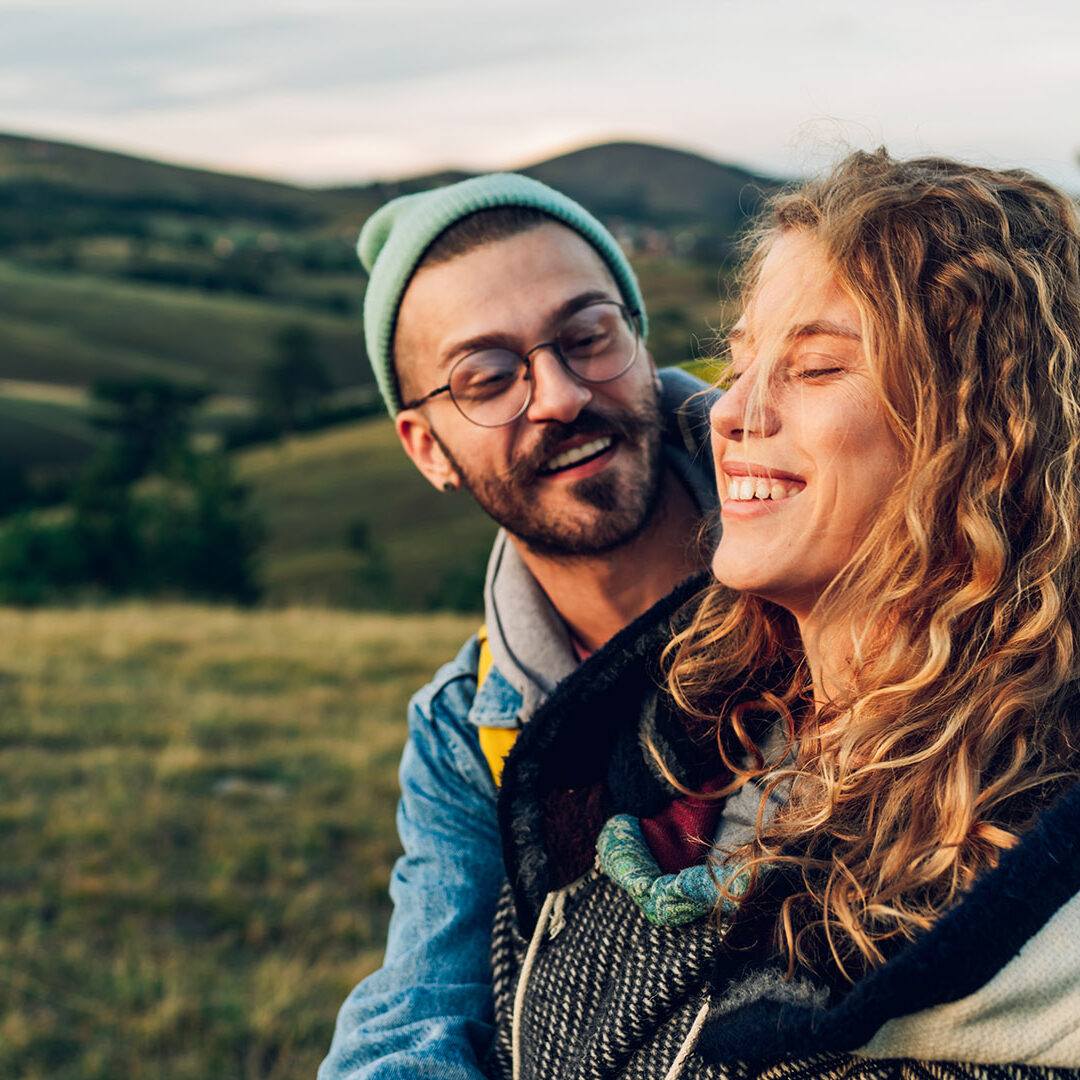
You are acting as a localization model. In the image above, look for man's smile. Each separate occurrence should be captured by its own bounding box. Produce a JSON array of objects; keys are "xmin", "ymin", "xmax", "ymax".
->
[{"xmin": 539, "ymin": 434, "xmax": 616, "ymax": 475}]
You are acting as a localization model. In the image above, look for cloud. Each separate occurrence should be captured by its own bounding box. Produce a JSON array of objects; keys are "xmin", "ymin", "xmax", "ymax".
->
[{"xmin": 0, "ymin": 0, "xmax": 1075, "ymax": 188}]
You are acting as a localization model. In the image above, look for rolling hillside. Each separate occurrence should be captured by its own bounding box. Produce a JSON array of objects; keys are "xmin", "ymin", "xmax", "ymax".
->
[
  {"xmin": 0, "ymin": 132, "xmax": 760, "ymax": 608},
  {"xmin": 0, "ymin": 131, "xmax": 369, "ymax": 230},
  {"xmin": 237, "ymin": 416, "xmax": 496, "ymax": 612},
  {"xmin": 0, "ymin": 258, "xmax": 364, "ymax": 393},
  {"xmin": 0, "ymin": 132, "xmax": 761, "ymax": 473}
]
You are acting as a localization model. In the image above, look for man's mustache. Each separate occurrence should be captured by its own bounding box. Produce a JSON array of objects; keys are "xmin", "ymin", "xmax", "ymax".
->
[{"xmin": 504, "ymin": 409, "xmax": 659, "ymax": 485}]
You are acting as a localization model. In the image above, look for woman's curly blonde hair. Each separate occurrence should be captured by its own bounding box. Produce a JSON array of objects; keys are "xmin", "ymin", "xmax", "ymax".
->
[{"xmin": 665, "ymin": 149, "xmax": 1080, "ymax": 979}]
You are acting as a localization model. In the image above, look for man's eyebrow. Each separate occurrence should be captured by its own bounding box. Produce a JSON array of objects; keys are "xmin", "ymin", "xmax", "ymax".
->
[
  {"xmin": 438, "ymin": 289, "xmax": 619, "ymax": 368},
  {"xmin": 438, "ymin": 331, "xmax": 513, "ymax": 369},
  {"xmin": 549, "ymin": 289, "xmax": 618, "ymax": 327}
]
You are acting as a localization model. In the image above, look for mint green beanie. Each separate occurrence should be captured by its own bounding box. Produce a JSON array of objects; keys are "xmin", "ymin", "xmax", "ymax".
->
[{"xmin": 357, "ymin": 173, "xmax": 647, "ymax": 415}]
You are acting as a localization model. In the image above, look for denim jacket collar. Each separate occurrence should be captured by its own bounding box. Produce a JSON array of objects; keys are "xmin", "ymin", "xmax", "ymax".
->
[{"xmin": 468, "ymin": 660, "xmax": 524, "ymax": 730}]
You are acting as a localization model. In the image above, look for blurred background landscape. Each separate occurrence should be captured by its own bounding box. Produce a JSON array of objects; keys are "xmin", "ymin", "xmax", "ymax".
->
[
  {"xmin": 1, "ymin": 130, "xmax": 766, "ymax": 1079},
  {"xmin": 0, "ymin": 131, "xmax": 764, "ymax": 614}
]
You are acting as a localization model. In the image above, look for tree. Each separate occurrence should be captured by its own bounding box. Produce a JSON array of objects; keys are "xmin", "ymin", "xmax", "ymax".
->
[
  {"xmin": 346, "ymin": 517, "xmax": 393, "ymax": 608},
  {"xmin": 0, "ymin": 463, "xmax": 30, "ymax": 519},
  {"xmin": 257, "ymin": 324, "xmax": 334, "ymax": 433},
  {"xmin": 89, "ymin": 376, "xmax": 210, "ymax": 483},
  {"xmin": 0, "ymin": 376, "xmax": 263, "ymax": 605},
  {"xmin": 135, "ymin": 453, "xmax": 263, "ymax": 604}
]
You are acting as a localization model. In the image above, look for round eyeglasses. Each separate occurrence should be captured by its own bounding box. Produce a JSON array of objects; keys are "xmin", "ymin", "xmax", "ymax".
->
[{"xmin": 401, "ymin": 299, "xmax": 642, "ymax": 427}]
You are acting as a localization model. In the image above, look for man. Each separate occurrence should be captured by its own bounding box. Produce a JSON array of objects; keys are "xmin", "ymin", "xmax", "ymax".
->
[{"xmin": 320, "ymin": 174, "xmax": 717, "ymax": 1079}]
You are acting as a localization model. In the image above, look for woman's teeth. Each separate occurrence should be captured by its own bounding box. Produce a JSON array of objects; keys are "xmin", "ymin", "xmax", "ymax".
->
[
  {"xmin": 542, "ymin": 436, "xmax": 613, "ymax": 473},
  {"xmin": 726, "ymin": 477, "xmax": 798, "ymax": 501}
]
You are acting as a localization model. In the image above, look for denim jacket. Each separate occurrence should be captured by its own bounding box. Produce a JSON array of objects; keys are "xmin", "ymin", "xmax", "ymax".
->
[{"xmin": 319, "ymin": 369, "xmax": 717, "ymax": 1079}]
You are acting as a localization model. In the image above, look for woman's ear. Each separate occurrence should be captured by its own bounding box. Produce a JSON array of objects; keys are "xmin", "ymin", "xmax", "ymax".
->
[{"xmin": 395, "ymin": 410, "xmax": 460, "ymax": 492}]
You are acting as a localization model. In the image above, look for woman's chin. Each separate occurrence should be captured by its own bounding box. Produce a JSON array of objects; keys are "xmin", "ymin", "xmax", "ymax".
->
[
  {"xmin": 711, "ymin": 566, "xmax": 771, "ymax": 600},
  {"xmin": 709, "ymin": 560, "xmax": 814, "ymax": 617},
  {"xmin": 710, "ymin": 548, "xmax": 772, "ymax": 594}
]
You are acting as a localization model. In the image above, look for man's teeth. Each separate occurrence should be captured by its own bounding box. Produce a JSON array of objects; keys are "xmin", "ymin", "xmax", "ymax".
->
[
  {"xmin": 543, "ymin": 436, "xmax": 613, "ymax": 473},
  {"xmin": 726, "ymin": 477, "xmax": 799, "ymax": 501}
]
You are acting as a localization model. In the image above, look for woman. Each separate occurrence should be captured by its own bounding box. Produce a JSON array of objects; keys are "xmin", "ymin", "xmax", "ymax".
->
[{"xmin": 485, "ymin": 150, "xmax": 1080, "ymax": 1080}]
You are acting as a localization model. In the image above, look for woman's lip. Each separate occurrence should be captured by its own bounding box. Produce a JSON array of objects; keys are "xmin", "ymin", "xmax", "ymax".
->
[
  {"xmin": 720, "ymin": 462, "xmax": 806, "ymax": 484},
  {"xmin": 720, "ymin": 498, "xmax": 793, "ymax": 518}
]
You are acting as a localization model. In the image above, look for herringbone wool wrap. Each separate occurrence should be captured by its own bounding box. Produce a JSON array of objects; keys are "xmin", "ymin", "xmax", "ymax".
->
[{"xmin": 486, "ymin": 872, "xmax": 1076, "ymax": 1080}]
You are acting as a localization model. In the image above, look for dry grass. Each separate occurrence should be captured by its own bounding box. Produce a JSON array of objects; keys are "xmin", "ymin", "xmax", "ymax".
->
[{"xmin": 0, "ymin": 603, "xmax": 478, "ymax": 1080}]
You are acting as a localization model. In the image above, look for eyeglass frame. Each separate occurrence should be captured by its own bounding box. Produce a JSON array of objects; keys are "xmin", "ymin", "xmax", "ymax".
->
[{"xmin": 399, "ymin": 298, "xmax": 643, "ymax": 428}]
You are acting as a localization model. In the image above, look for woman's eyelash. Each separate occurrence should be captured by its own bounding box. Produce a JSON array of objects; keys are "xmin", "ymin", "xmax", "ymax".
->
[
  {"xmin": 719, "ymin": 363, "xmax": 845, "ymax": 388},
  {"xmin": 795, "ymin": 366, "xmax": 844, "ymax": 379}
]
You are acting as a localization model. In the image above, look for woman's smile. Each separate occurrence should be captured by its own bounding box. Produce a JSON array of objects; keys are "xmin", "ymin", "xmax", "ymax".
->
[{"xmin": 720, "ymin": 465, "xmax": 806, "ymax": 523}]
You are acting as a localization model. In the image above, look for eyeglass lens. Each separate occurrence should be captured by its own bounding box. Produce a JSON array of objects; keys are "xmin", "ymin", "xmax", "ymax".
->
[{"xmin": 448, "ymin": 302, "xmax": 638, "ymax": 426}]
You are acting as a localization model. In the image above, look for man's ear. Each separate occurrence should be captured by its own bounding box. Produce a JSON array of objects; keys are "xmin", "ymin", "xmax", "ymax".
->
[{"xmin": 396, "ymin": 409, "xmax": 461, "ymax": 492}]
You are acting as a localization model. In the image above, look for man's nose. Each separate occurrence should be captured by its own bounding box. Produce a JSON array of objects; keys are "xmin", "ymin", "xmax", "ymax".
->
[
  {"xmin": 709, "ymin": 367, "xmax": 779, "ymax": 442},
  {"xmin": 524, "ymin": 349, "xmax": 593, "ymax": 425}
]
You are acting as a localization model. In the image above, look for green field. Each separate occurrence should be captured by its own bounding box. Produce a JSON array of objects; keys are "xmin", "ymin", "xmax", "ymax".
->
[
  {"xmin": 0, "ymin": 258, "xmax": 367, "ymax": 395},
  {"xmin": 238, "ymin": 417, "xmax": 497, "ymax": 611},
  {"xmin": 0, "ymin": 603, "xmax": 478, "ymax": 1080}
]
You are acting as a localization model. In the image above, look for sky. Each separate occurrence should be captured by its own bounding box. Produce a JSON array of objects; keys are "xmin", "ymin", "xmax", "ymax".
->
[{"xmin": 1, "ymin": 0, "xmax": 1078, "ymax": 190}]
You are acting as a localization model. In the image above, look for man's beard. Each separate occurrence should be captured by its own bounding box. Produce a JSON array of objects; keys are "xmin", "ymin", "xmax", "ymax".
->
[{"xmin": 434, "ymin": 398, "xmax": 665, "ymax": 558}]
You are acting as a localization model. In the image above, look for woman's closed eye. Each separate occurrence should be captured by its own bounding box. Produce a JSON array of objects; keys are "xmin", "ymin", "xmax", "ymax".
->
[
  {"xmin": 789, "ymin": 351, "xmax": 851, "ymax": 381},
  {"xmin": 718, "ymin": 366, "xmax": 747, "ymax": 391},
  {"xmin": 794, "ymin": 366, "xmax": 845, "ymax": 380}
]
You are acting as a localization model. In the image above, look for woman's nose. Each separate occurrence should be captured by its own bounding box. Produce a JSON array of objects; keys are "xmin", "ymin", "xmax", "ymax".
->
[
  {"xmin": 524, "ymin": 349, "xmax": 593, "ymax": 425},
  {"xmin": 709, "ymin": 367, "xmax": 779, "ymax": 442}
]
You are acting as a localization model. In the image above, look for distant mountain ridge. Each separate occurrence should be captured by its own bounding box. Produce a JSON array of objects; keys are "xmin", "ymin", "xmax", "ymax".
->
[
  {"xmin": 0, "ymin": 131, "xmax": 336, "ymax": 225},
  {"xmin": 524, "ymin": 141, "xmax": 781, "ymax": 231},
  {"xmin": 0, "ymin": 131, "xmax": 783, "ymax": 233}
]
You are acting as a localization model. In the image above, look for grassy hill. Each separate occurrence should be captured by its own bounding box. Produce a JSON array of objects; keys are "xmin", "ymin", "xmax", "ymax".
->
[
  {"xmin": 0, "ymin": 250, "xmax": 734, "ymax": 482},
  {"xmin": 0, "ymin": 258, "xmax": 364, "ymax": 393},
  {"xmin": 238, "ymin": 417, "xmax": 497, "ymax": 612},
  {"xmin": 523, "ymin": 140, "xmax": 780, "ymax": 235},
  {"xmin": 0, "ymin": 602, "xmax": 477, "ymax": 1079}
]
